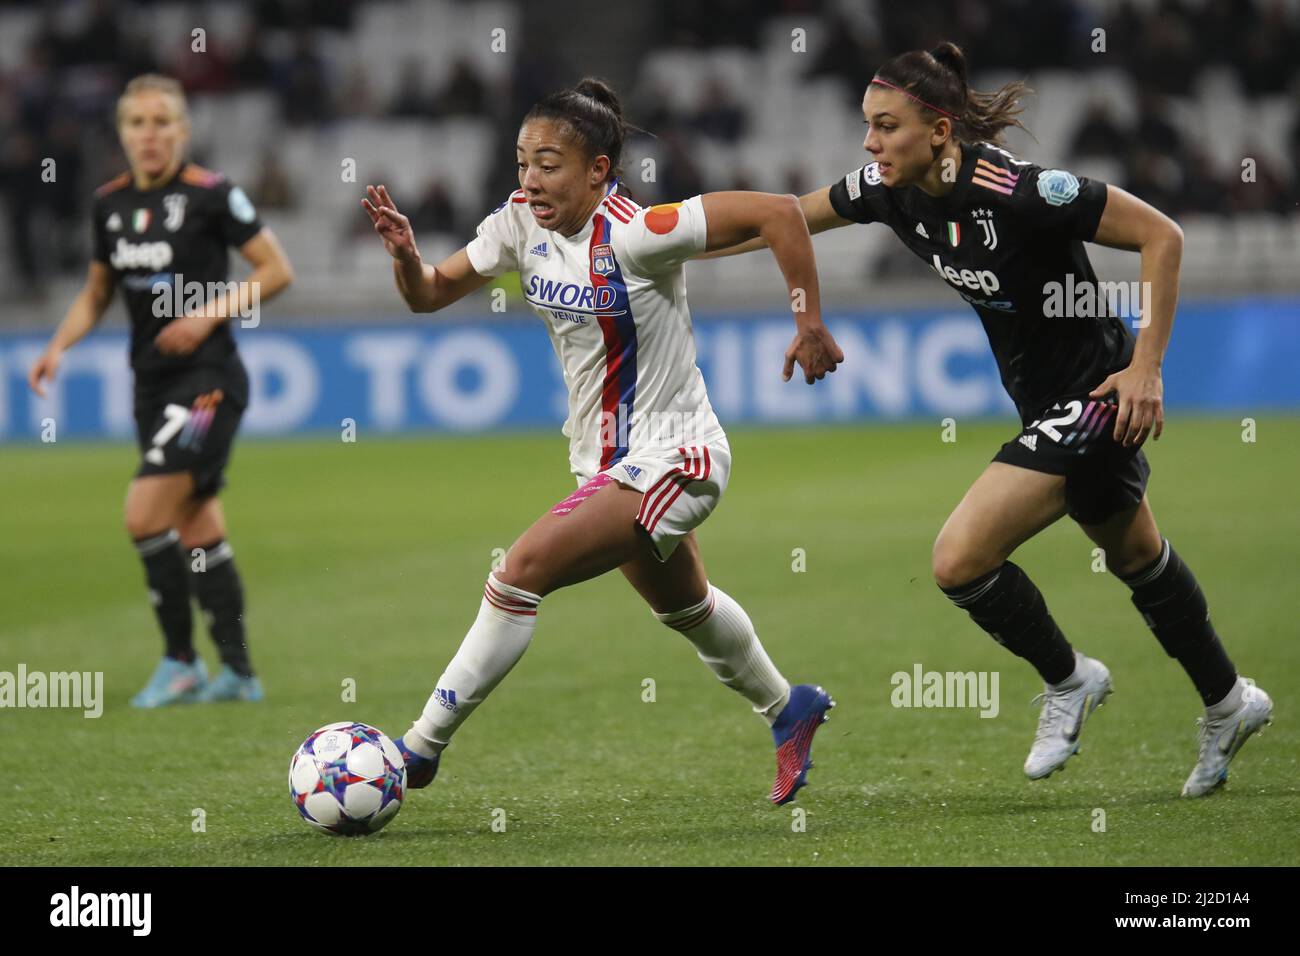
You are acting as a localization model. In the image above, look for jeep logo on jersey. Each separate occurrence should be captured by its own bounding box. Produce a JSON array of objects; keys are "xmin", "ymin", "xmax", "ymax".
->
[
  {"xmin": 525, "ymin": 274, "xmax": 618, "ymax": 311},
  {"xmin": 591, "ymin": 243, "xmax": 615, "ymax": 276},
  {"xmin": 110, "ymin": 238, "xmax": 173, "ymax": 271},
  {"xmin": 930, "ymin": 254, "xmax": 1001, "ymax": 296}
]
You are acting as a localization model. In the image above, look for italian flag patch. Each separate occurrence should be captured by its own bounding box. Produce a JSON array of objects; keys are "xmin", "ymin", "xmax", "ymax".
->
[{"xmin": 946, "ymin": 221, "xmax": 960, "ymax": 246}]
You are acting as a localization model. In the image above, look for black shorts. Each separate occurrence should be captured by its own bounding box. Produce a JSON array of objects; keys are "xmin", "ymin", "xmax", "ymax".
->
[
  {"xmin": 993, "ymin": 393, "xmax": 1150, "ymax": 525},
  {"xmin": 133, "ymin": 366, "xmax": 248, "ymax": 498}
]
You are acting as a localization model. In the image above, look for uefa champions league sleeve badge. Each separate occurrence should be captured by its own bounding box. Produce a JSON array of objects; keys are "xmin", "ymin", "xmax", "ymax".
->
[{"xmin": 1036, "ymin": 169, "xmax": 1080, "ymax": 206}]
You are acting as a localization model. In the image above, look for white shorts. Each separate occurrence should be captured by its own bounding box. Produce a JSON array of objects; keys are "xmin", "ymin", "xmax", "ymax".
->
[{"xmin": 565, "ymin": 442, "xmax": 731, "ymax": 562}]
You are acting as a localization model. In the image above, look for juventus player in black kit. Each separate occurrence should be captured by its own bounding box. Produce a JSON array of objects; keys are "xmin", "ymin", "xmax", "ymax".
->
[
  {"xmin": 28, "ymin": 75, "xmax": 294, "ymax": 707},
  {"xmin": 709, "ymin": 43, "xmax": 1273, "ymax": 796}
]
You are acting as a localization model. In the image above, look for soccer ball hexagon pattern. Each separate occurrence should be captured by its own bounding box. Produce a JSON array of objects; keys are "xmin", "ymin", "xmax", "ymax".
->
[{"xmin": 288, "ymin": 721, "xmax": 406, "ymax": 835}]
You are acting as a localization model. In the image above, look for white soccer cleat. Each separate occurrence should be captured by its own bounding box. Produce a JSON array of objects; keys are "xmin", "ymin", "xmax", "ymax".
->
[
  {"xmin": 1181, "ymin": 678, "xmax": 1273, "ymax": 798},
  {"xmin": 1024, "ymin": 652, "xmax": 1112, "ymax": 780}
]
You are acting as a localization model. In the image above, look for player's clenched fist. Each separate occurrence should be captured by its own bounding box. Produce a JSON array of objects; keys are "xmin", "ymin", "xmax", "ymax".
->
[{"xmin": 362, "ymin": 184, "xmax": 420, "ymax": 263}]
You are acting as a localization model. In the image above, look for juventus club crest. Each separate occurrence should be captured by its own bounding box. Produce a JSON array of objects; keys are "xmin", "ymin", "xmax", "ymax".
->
[
  {"xmin": 971, "ymin": 208, "xmax": 998, "ymax": 250},
  {"xmin": 163, "ymin": 194, "xmax": 187, "ymax": 231}
]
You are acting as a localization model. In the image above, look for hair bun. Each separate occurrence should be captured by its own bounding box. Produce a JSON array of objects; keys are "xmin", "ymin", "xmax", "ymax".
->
[
  {"xmin": 574, "ymin": 76, "xmax": 623, "ymax": 118},
  {"xmin": 929, "ymin": 42, "xmax": 968, "ymax": 86}
]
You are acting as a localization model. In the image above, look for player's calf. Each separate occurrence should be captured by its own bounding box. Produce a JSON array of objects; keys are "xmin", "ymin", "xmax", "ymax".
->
[
  {"xmin": 939, "ymin": 561, "xmax": 1077, "ymax": 685},
  {"xmin": 132, "ymin": 528, "xmax": 197, "ymax": 665},
  {"xmin": 1114, "ymin": 538, "xmax": 1238, "ymax": 708},
  {"xmin": 401, "ymin": 574, "xmax": 541, "ymax": 778}
]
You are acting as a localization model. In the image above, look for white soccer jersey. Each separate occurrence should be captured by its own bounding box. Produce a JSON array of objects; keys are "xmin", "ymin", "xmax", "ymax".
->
[{"xmin": 465, "ymin": 185, "xmax": 727, "ymax": 480}]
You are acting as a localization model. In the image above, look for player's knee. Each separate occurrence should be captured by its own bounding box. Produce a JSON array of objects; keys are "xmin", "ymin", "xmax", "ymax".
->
[
  {"xmin": 932, "ymin": 537, "xmax": 995, "ymax": 591},
  {"xmin": 493, "ymin": 548, "xmax": 549, "ymax": 596},
  {"xmin": 1106, "ymin": 537, "xmax": 1164, "ymax": 577},
  {"xmin": 177, "ymin": 529, "xmax": 208, "ymax": 552},
  {"xmin": 124, "ymin": 508, "xmax": 170, "ymax": 541}
]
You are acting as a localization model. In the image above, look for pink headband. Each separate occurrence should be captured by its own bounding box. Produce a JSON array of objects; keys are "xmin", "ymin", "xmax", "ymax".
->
[{"xmin": 870, "ymin": 77, "xmax": 962, "ymax": 121}]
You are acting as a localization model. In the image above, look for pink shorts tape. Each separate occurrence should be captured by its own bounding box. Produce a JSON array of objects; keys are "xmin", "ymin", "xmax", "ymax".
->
[{"xmin": 550, "ymin": 472, "xmax": 614, "ymax": 516}]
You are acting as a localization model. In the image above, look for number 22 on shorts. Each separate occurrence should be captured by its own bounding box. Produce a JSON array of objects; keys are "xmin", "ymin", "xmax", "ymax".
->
[{"xmin": 1027, "ymin": 400, "xmax": 1084, "ymax": 443}]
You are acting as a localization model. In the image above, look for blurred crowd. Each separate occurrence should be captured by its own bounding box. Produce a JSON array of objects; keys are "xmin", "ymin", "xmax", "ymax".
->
[
  {"xmin": 2, "ymin": 0, "xmax": 1298, "ymax": 294},
  {"xmin": 647, "ymin": 0, "xmax": 1300, "ymax": 218}
]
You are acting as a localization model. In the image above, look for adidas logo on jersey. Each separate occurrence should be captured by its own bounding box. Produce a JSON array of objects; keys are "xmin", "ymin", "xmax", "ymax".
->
[
  {"xmin": 915, "ymin": 222, "xmax": 929, "ymax": 238},
  {"xmin": 529, "ymin": 241, "xmax": 549, "ymax": 258},
  {"xmin": 1018, "ymin": 434, "xmax": 1038, "ymax": 451}
]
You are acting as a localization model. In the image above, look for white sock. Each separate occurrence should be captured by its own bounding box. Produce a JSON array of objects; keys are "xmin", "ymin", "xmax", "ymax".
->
[
  {"xmin": 406, "ymin": 575, "xmax": 541, "ymax": 757},
  {"xmin": 655, "ymin": 584, "xmax": 790, "ymax": 725}
]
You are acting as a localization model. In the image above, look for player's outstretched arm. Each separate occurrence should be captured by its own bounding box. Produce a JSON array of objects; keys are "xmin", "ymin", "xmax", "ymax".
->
[
  {"xmin": 27, "ymin": 260, "xmax": 115, "ymax": 397},
  {"xmin": 1087, "ymin": 184, "xmax": 1184, "ymax": 448},
  {"xmin": 156, "ymin": 227, "xmax": 296, "ymax": 356},
  {"xmin": 696, "ymin": 186, "xmax": 852, "ymax": 260},
  {"xmin": 362, "ymin": 184, "xmax": 491, "ymax": 313},
  {"xmin": 699, "ymin": 190, "xmax": 845, "ymax": 383}
]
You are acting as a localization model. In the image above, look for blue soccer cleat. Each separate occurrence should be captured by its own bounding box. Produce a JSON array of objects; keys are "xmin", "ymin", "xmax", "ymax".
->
[
  {"xmin": 770, "ymin": 684, "xmax": 835, "ymax": 805},
  {"xmin": 131, "ymin": 656, "xmax": 208, "ymax": 708},
  {"xmin": 395, "ymin": 735, "xmax": 441, "ymax": 789},
  {"xmin": 194, "ymin": 664, "xmax": 264, "ymax": 703}
]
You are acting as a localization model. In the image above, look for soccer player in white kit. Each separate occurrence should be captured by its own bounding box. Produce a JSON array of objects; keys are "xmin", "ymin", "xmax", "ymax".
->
[{"xmin": 362, "ymin": 78, "xmax": 845, "ymax": 805}]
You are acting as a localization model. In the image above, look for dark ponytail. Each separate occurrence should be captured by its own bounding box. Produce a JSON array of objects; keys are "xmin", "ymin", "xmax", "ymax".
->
[
  {"xmin": 523, "ymin": 77, "xmax": 632, "ymax": 182},
  {"xmin": 873, "ymin": 41, "xmax": 1029, "ymax": 146}
]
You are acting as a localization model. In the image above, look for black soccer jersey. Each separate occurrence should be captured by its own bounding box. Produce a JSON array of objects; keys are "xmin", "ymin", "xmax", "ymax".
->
[
  {"xmin": 92, "ymin": 163, "xmax": 263, "ymax": 397},
  {"xmin": 828, "ymin": 141, "xmax": 1135, "ymax": 420}
]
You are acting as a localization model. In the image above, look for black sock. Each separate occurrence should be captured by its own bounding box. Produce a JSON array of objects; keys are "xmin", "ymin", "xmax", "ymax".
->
[
  {"xmin": 940, "ymin": 561, "xmax": 1077, "ymax": 684},
  {"xmin": 189, "ymin": 539, "xmax": 253, "ymax": 677},
  {"xmin": 1119, "ymin": 539, "xmax": 1237, "ymax": 706},
  {"xmin": 134, "ymin": 530, "xmax": 194, "ymax": 662}
]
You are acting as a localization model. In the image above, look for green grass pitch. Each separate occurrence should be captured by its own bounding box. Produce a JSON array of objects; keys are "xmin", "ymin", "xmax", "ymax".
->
[{"xmin": 3, "ymin": 418, "xmax": 1297, "ymax": 866}]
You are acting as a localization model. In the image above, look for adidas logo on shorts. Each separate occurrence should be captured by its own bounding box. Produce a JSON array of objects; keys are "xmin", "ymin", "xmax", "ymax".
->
[{"xmin": 1018, "ymin": 434, "xmax": 1038, "ymax": 451}]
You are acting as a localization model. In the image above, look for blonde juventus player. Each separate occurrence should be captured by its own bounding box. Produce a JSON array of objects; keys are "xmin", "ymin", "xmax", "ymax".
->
[{"xmin": 362, "ymin": 78, "xmax": 844, "ymax": 805}]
